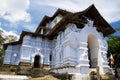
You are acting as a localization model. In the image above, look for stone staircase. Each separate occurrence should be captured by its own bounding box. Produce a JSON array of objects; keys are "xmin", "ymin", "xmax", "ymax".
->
[
  {"xmin": 29, "ymin": 67, "xmax": 50, "ymax": 78},
  {"xmin": 16, "ymin": 66, "xmax": 31, "ymax": 75},
  {"xmin": 89, "ymin": 68, "xmax": 116, "ymax": 80},
  {"xmin": 30, "ymin": 68, "xmax": 45, "ymax": 77},
  {"xmin": 89, "ymin": 68, "xmax": 97, "ymax": 74},
  {"xmin": 89, "ymin": 68, "xmax": 98, "ymax": 80}
]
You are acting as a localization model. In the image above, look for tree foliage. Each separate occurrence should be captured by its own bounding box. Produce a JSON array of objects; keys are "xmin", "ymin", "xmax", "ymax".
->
[{"xmin": 107, "ymin": 27, "xmax": 120, "ymax": 67}]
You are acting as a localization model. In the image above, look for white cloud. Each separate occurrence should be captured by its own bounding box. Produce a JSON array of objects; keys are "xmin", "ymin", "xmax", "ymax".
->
[
  {"xmin": 0, "ymin": 0, "xmax": 30, "ymax": 23},
  {"xmin": 93, "ymin": 0, "xmax": 120, "ymax": 23},
  {"xmin": 23, "ymin": 23, "xmax": 37, "ymax": 32},
  {"xmin": 0, "ymin": 0, "xmax": 119, "ymax": 36},
  {"xmin": 34, "ymin": 0, "xmax": 120, "ymax": 23}
]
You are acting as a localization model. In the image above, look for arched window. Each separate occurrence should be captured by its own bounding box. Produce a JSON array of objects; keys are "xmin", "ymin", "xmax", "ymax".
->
[{"xmin": 87, "ymin": 34, "xmax": 99, "ymax": 68}]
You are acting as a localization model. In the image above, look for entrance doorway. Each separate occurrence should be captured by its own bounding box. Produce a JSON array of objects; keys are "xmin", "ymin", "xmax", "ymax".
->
[
  {"xmin": 34, "ymin": 55, "xmax": 40, "ymax": 68},
  {"xmin": 88, "ymin": 34, "xmax": 99, "ymax": 68}
]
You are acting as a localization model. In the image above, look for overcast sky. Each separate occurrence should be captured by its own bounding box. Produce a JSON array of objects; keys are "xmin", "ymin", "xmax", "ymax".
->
[{"xmin": 0, "ymin": 0, "xmax": 120, "ymax": 37}]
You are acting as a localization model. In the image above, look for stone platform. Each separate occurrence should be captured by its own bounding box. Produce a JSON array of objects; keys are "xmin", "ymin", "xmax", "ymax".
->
[{"xmin": 0, "ymin": 75, "xmax": 29, "ymax": 80}]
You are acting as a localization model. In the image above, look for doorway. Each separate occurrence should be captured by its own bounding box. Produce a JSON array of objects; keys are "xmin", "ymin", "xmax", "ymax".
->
[
  {"xmin": 87, "ymin": 34, "xmax": 99, "ymax": 68},
  {"xmin": 34, "ymin": 55, "xmax": 40, "ymax": 68}
]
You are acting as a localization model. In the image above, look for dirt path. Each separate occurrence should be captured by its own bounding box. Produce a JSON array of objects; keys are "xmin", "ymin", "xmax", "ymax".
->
[{"xmin": 29, "ymin": 75, "xmax": 60, "ymax": 80}]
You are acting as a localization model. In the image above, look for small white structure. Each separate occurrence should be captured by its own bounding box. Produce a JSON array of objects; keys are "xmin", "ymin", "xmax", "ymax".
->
[{"xmin": 3, "ymin": 5, "xmax": 115, "ymax": 80}]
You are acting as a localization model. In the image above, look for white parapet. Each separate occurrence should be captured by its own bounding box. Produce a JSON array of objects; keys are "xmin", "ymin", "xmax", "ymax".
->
[{"xmin": 0, "ymin": 75, "xmax": 29, "ymax": 80}]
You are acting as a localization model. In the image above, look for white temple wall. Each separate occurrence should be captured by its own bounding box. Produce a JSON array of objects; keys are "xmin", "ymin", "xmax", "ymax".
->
[
  {"xmin": 3, "ymin": 45, "xmax": 12, "ymax": 64},
  {"xmin": 53, "ymin": 23, "xmax": 80, "ymax": 68},
  {"xmin": 20, "ymin": 45, "xmax": 31, "ymax": 62},
  {"xmin": 76, "ymin": 20, "xmax": 109, "ymax": 74},
  {"xmin": 3, "ymin": 18, "xmax": 109, "ymax": 77},
  {"xmin": 3, "ymin": 44, "xmax": 21, "ymax": 65},
  {"xmin": 20, "ymin": 35, "xmax": 55, "ymax": 66},
  {"xmin": 11, "ymin": 44, "xmax": 21, "ymax": 65},
  {"xmin": 52, "ymin": 20, "xmax": 109, "ymax": 77},
  {"xmin": 62, "ymin": 24, "xmax": 80, "ymax": 67}
]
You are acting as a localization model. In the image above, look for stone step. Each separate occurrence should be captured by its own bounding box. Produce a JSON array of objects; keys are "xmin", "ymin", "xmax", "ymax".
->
[
  {"xmin": 89, "ymin": 68, "xmax": 100, "ymax": 80},
  {"xmin": 30, "ymin": 68, "xmax": 49, "ymax": 78},
  {"xmin": 89, "ymin": 68, "xmax": 116, "ymax": 80},
  {"xmin": 89, "ymin": 68, "xmax": 97, "ymax": 74},
  {"xmin": 0, "ymin": 75, "xmax": 29, "ymax": 80}
]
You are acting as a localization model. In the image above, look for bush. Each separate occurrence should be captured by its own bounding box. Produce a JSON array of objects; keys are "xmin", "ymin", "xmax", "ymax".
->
[
  {"xmin": 52, "ymin": 72, "xmax": 73, "ymax": 80},
  {"xmin": 10, "ymin": 68, "xmax": 16, "ymax": 72},
  {"xmin": 90, "ymin": 71, "xmax": 97, "ymax": 75}
]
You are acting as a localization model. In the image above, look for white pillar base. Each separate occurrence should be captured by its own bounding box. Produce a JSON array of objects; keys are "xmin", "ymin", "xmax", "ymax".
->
[{"xmin": 72, "ymin": 73, "xmax": 89, "ymax": 80}]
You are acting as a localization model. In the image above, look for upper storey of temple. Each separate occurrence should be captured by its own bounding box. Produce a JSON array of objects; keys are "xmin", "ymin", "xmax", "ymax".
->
[
  {"xmin": 3, "ymin": 4, "xmax": 115, "ymax": 50},
  {"xmin": 35, "ymin": 4, "xmax": 115, "ymax": 38},
  {"xmin": 35, "ymin": 8, "xmax": 71, "ymax": 35}
]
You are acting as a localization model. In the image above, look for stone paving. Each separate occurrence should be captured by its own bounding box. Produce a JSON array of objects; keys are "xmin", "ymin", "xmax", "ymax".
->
[{"xmin": 0, "ymin": 75, "xmax": 29, "ymax": 80}]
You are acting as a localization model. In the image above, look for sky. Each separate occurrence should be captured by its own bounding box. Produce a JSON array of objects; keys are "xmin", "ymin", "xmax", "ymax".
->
[{"xmin": 0, "ymin": 0, "xmax": 120, "ymax": 37}]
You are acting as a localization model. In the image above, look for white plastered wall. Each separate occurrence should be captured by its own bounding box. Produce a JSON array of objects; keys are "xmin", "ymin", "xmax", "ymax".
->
[
  {"xmin": 52, "ymin": 20, "xmax": 110, "ymax": 79},
  {"xmin": 77, "ymin": 21, "xmax": 110, "ymax": 74}
]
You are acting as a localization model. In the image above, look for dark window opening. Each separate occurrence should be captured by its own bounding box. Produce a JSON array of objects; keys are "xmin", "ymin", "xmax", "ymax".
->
[{"xmin": 50, "ymin": 54, "xmax": 52, "ymax": 61}]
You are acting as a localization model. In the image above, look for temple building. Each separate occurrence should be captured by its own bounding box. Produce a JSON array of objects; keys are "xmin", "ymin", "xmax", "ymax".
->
[{"xmin": 3, "ymin": 5, "xmax": 115, "ymax": 79}]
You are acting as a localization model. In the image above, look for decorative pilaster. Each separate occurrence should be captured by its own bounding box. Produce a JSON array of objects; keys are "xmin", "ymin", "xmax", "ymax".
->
[
  {"xmin": 77, "ymin": 42, "xmax": 89, "ymax": 74},
  {"xmin": 99, "ymin": 46, "xmax": 110, "ymax": 74}
]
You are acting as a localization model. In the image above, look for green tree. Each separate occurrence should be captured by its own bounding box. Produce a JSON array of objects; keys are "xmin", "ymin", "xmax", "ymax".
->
[
  {"xmin": 107, "ymin": 27, "xmax": 120, "ymax": 67},
  {"xmin": 0, "ymin": 30, "xmax": 5, "ymax": 65}
]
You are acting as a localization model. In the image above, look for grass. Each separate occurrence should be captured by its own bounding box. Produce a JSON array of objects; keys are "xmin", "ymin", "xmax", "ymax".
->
[
  {"xmin": 0, "ymin": 66, "xmax": 60, "ymax": 80},
  {"xmin": 29, "ymin": 75, "xmax": 60, "ymax": 80},
  {"xmin": 0, "ymin": 67, "xmax": 15, "ymax": 75}
]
